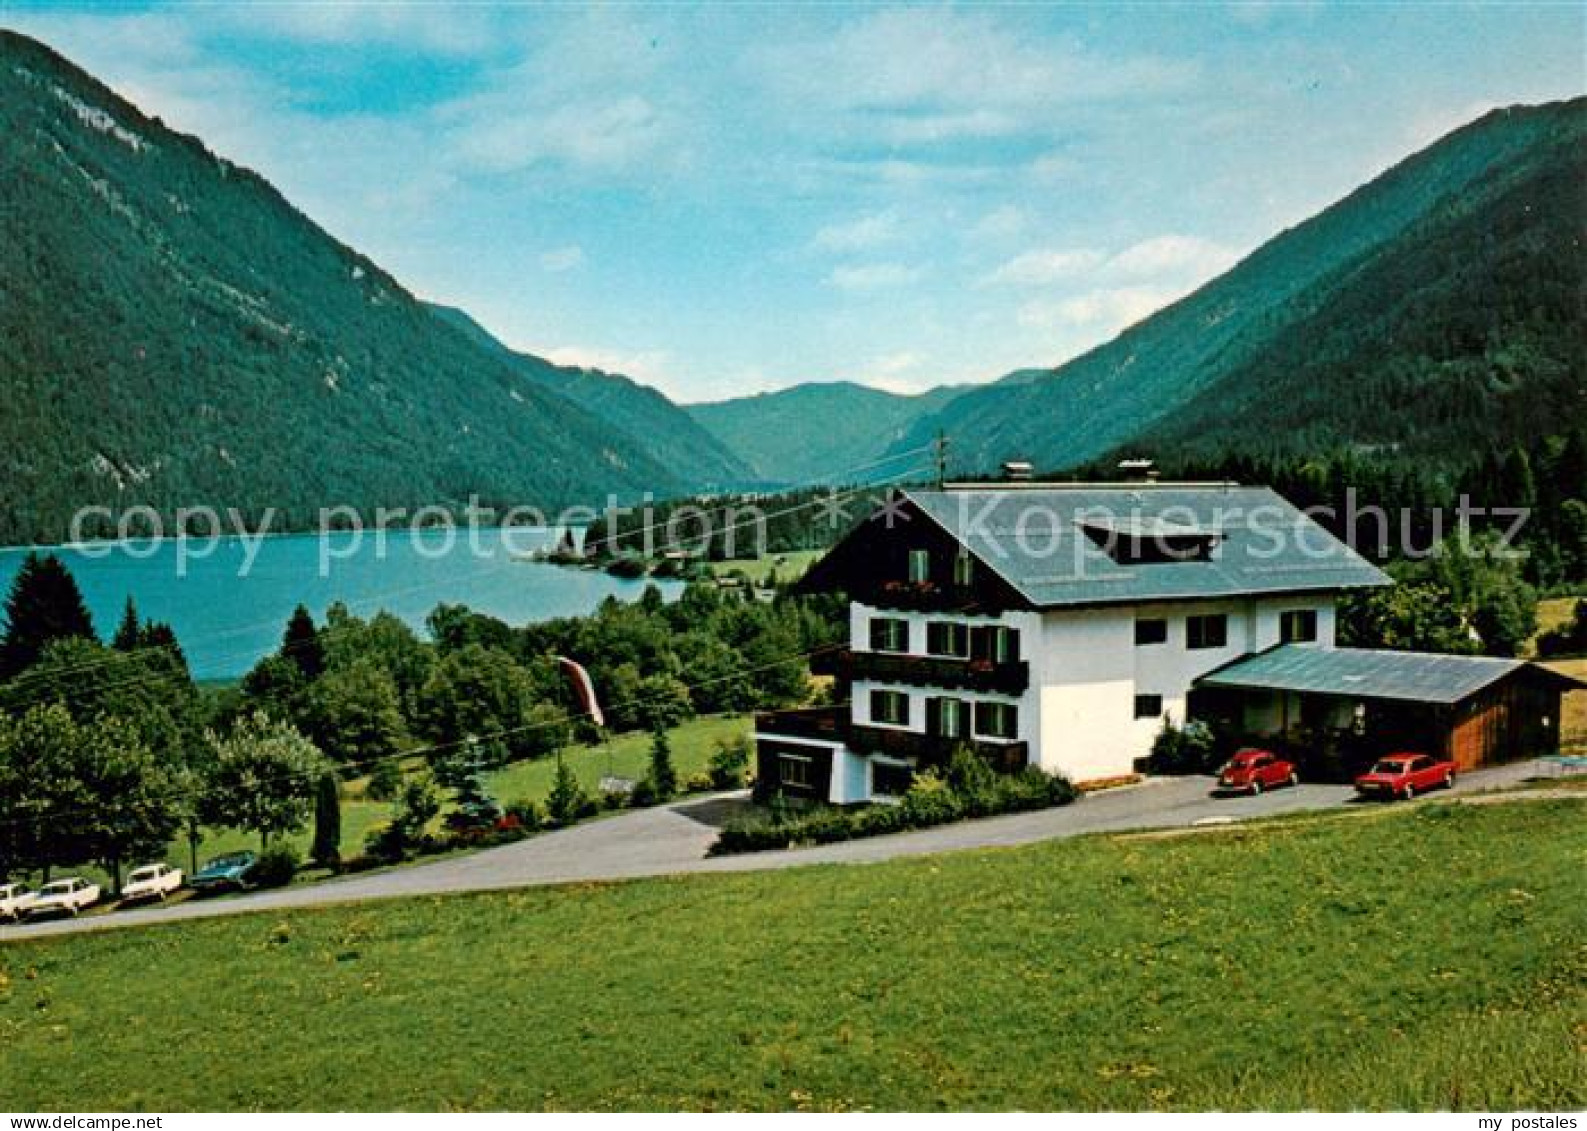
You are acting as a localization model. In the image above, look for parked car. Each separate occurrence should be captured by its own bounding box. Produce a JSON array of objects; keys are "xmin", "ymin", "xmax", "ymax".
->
[
  {"xmin": 190, "ymin": 851, "xmax": 257, "ymax": 893},
  {"xmin": 1354, "ymin": 753, "xmax": 1457, "ymax": 800},
  {"xmin": 24, "ymin": 877, "xmax": 101, "ymax": 919},
  {"xmin": 1214, "ymin": 748, "xmax": 1299, "ymax": 795},
  {"xmin": 120, "ymin": 862, "xmax": 184, "ymax": 904},
  {"xmin": 0, "ymin": 882, "xmax": 38, "ymax": 922}
]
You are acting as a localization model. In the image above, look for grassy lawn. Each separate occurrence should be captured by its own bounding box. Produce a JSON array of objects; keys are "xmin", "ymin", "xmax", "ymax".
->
[
  {"xmin": 484, "ymin": 714, "xmax": 750, "ymax": 803},
  {"xmin": 2, "ymin": 798, "xmax": 1582, "ymax": 1111},
  {"xmin": 14, "ymin": 716, "xmax": 752, "ymax": 906},
  {"xmin": 1532, "ymin": 596, "xmax": 1584, "ymax": 650},
  {"xmin": 708, "ymin": 549, "xmax": 824, "ymax": 585}
]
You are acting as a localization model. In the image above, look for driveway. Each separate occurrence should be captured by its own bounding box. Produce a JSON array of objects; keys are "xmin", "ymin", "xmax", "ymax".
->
[{"xmin": 1, "ymin": 758, "xmax": 1561, "ymax": 942}]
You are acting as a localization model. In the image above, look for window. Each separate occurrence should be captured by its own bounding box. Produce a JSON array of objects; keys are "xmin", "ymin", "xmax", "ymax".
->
[
  {"xmin": 1187, "ymin": 614, "xmax": 1228, "ymax": 650},
  {"xmin": 953, "ymin": 549, "xmax": 974, "ymax": 587},
  {"xmin": 1134, "ymin": 618, "xmax": 1168, "ymax": 646},
  {"xmin": 907, "ymin": 548, "xmax": 931, "ymax": 584},
  {"xmin": 927, "ymin": 696, "xmax": 970, "ymax": 738},
  {"xmin": 870, "ymin": 617, "xmax": 909, "ymax": 653},
  {"xmin": 872, "ymin": 760, "xmax": 914, "ymax": 798},
  {"xmin": 1133, "ymin": 694, "xmax": 1163, "ymax": 719},
  {"xmin": 971, "ymin": 624, "xmax": 1020, "ymax": 663},
  {"xmin": 778, "ymin": 754, "xmax": 812, "ymax": 788},
  {"xmin": 871, "ymin": 689, "xmax": 910, "ymax": 726},
  {"xmin": 926, "ymin": 621, "xmax": 970, "ymax": 657},
  {"xmin": 974, "ymin": 701, "xmax": 1019, "ymax": 739},
  {"xmin": 1280, "ymin": 609, "xmax": 1318, "ymax": 644}
]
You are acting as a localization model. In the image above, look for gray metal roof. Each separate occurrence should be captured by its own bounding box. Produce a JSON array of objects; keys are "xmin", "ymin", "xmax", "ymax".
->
[
  {"xmin": 905, "ymin": 484, "xmax": 1389, "ymax": 608},
  {"xmin": 1196, "ymin": 644, "xmax": 1531, "ymax": 704}
]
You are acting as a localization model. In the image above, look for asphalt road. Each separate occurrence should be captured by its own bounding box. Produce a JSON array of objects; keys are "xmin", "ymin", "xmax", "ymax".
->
[{"xmin": 1, "ymin": 759, "xmax": 1561, "ymax": 942}]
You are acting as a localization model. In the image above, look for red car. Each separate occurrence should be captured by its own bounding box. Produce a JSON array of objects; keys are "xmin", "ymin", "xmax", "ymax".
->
[
  {"xmin": 1215, "ymin": 748, "xmax": 1299, "ymax": 794},
  {"xmin": 1354, "ymin": 752, "xmax": 1456, "ymax": 800}
]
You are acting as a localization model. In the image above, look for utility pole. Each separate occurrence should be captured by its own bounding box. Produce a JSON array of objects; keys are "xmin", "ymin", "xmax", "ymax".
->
[{"xmin": 934, "ymin": 429, "xmax": 949, "ymax": 490}]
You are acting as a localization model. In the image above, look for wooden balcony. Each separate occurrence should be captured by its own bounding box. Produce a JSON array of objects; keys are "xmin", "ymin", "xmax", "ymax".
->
[
  {"xmin": 827, "ymin": 648, "xmax": 1030, "ymax": 695},
  {"xmin": 849, "ymin": 725, "xmax": 1029, "ymax": 772},
  {"xmin": 754, "ymin": 705, "xmax": 849, "ymax": 744},
  {"xmin": 755, "ymin": 707, "xmax": 1028, "ymax": 773},
  {"xmin": 866, "ymin": 580, "xmax": 1009, "ymax": 615}
]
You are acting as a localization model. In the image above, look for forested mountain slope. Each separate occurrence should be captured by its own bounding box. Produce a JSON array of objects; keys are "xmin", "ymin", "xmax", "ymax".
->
[
  {"xmin": 893, "ymin": 98, "xmax": 1586, "ymax": 475},
  {"xmin": 0, "ymin": 31, "xmax": 710, "ymax": 543},
  {"xmin": 687, "ymin": 381, "xmax": 964, "ymax": 485}
]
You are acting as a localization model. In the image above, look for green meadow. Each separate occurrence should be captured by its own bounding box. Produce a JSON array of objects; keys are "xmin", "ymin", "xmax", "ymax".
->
[{"xmin": 2, "ymin": 797, "xmax": 1581, "ymax": 1111}]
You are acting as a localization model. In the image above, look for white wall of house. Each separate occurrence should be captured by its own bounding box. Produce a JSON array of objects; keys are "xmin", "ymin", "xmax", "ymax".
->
[
  {"xmin": 1031, "ymin": 594, "xmax": 1337, "ymax": 782},
  {"xmin": 840, "ymin": 594, "xmax": 1339, "ymax": 792}
]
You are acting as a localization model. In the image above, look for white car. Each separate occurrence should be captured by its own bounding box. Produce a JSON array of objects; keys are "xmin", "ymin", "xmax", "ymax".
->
[
  {"xmin": 120, "ymin": 863, "xmax": 183, "ymax": 904},
  {"xmin": 0, "ymin": 882, "xmax": 37, "ymax": 922},
  {"xmin": 24, "ymin": 877, "xmax": 101, "ymax": 919}
]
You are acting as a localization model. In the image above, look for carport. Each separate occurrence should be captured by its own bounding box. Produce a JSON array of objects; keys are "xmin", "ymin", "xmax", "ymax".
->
[{"xmin": 1191, "ymin": 645, "xmax": 1584, "ymax": 779}]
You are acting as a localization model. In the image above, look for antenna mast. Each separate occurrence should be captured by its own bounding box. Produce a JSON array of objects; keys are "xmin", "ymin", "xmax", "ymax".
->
[{"xmin": 934, "ymin": 429, "xmax": 949, "ymax": 489}]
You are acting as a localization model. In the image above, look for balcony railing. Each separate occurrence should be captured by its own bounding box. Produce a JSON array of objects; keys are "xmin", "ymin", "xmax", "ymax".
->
[
  {"xmin": 849, "ymin": 725, "xmax": 1029, "ymax": 772},
  {"xmin": 867, "ymin": 580, "xmax": 1006, "ymax": 614},
  {"xmin": 825, "ymin": 648, "xmax": 1030, "ymax": 695},
  {"xmin": 754, "ymin": 705, "xmax": 849, "ymax": 744},
  {"xmin": 755, "ymin": 707, "xmax": 1028, "ymax": 773}
]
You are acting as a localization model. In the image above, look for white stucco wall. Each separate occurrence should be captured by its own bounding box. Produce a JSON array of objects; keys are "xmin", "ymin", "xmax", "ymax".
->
[
  {"xmin": 1036, "ymin": 594, "xmax": 1337, "ymax": 782},
  {"xmin": 842, "ymin": 594, "xmax": 1339, "ymax": 793}
]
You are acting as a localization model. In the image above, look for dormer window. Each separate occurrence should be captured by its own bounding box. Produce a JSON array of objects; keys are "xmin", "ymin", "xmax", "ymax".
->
[
  {"xmin": 1078, "ymin": 516, "xmax": 1221, "ymax": 565},
  {"xmin": 907, "ymin": 548, "xmax": 931, "ymax": 584}
]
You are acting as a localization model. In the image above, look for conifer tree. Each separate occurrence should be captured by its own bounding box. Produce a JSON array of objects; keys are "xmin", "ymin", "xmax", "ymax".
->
[
  {"xmin": 648, "ymin": 724, "xmax": 677, "ymax": 801},
  {"xmin": 0, "ymin": 553, "xmax": 96, "ymax": 681},
  {"xmin": 281, "ymin": 604, "xmax": 325, "ymax": 681}
]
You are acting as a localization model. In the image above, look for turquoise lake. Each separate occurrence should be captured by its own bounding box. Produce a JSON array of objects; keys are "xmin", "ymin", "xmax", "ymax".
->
[{"xmin": 0, "ymin": 528, "xmax": 679, "ymax": 680}]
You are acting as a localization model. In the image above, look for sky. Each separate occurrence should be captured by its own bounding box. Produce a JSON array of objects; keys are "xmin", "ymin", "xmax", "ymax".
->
[{"xmin": 1, "ymin": 2, "xmax": 1582, "ymax": 403}]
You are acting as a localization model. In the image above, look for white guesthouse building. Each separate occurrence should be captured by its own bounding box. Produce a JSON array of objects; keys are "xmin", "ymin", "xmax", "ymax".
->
[{"xmin": 753, "ymin": 482, "xmax": 1394, "ymax": 803}]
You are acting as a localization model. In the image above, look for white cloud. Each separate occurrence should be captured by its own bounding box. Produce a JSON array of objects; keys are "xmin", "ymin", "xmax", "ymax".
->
[
  {"xmin": 752, "ymin": 8, "xmax": 1199, "ymax": 146},
  {"xmin": 446, "ymin": 94, "xmax": 669, "ymax": 175},
  {"xmin": 1027, "ymin": 152, "xmax": 1078, "ymax": 183},
  {"xmin": 539, "ymin": 245, "xmax": 586, "ymax": 273},
  {"xmin": 1017, "ymin": 286, "xmax": 1182, "ymax": 331},
  {"xmin": 540, "ymin": 344, "xmax": 672, "ymax": 387},
  {"xmin": 230, "ymin": 5, "xmax": 509, "ymax": 57},
  {"xmin": 983, "ymin": 234, "xmax": 1238, "ymax": 290},
  {"xmin": 858, "ymin": 350, "xmax": 934, "ymax": 394},
  {"xmin": 1106, "ymin": 234, "xmax": 1238, "ymax": 279},
  {"xmin": 812, "ymin": 211, "xmax": 902, "ymax": 253},
  {"xmin": 982, "ymin": 248, "xmax": 1105, "ymax": 286},
  {"xmin": 826, "ymin": 262, "xmax": 924, "ymax": 291},
  {"xmin": 969, "ymin": 205, "xmax": 1028, "ymax": 241}
]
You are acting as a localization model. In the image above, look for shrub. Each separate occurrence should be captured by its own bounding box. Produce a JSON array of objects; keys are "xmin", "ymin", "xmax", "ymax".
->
[
  {"xmin": 504, "ymin": 798, "xmax": 542, "ymax": 832},
  {"xmin": 629, "ymin": 778, "xmax": 659, "ymax": 808},
  {"xmin": 364, "ymin": 822, "xmax": 408, "ymax": 862},
  {"xmin": 599, "ymin": 789, "xmax": 630, "ymax": 811},
  {"xmin": 684, "ymin": 771, "xmax": 715, "ymax": 794},
  {"xmin": 252, "ymin": 843, "xmax": 300, "ymax": 888},
  {"xmin": 365, "ymin": 758, "xmax": 402, "ymax": 801},
  {"xmin": 647, "ymin": 725, "xmax": 678, "ymax": 801},
  {"xmin": 545, "ymin": 758, "xmax": 589, "ymax": 825},
  {"xmin": 708, "ymin": 733, "xmax": 753, "ymax": 789},
  {"xmin": 1148, "ymin": 719, "xmax": 1219, "ymax": 775},
  {"xmin": 710, "ymin": 762, "xmax": 1079, "ymax": 855},
  {"xmin": 899, "ymin": 771, "xmax": 964, "ymax": 826}
]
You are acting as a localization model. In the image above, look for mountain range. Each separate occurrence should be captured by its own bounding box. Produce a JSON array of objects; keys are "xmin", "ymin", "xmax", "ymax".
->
[
  {"xmin": 2, "ymin": 27, "xmax": 1582, "ymax": 544},
  {"xmin": 692, "ymin": 98, "xmax": 1584, "ymax": 483},
  {"xmin": 0, "ymin": 30, "xmax": 749, "ymax": 544}
]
